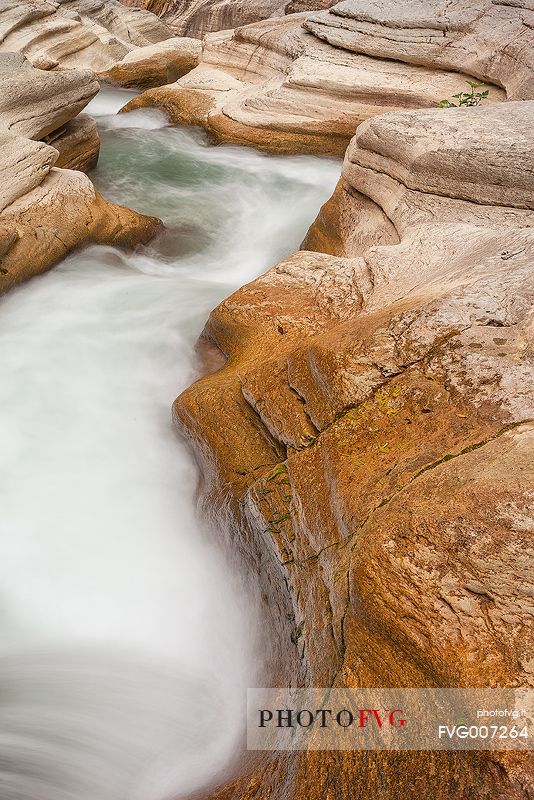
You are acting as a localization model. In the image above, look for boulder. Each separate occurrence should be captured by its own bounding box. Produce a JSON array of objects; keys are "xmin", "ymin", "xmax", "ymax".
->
[
  {"xmin": 0, "ymin": 52, "xmax": 99, "ymax": 139},
  {"xmin": 51, "ymin": 115, "xmax": 101, "ymax": 172},
  {"xmin": 0, "ymin": 169, "xmax": 160, "ymax": 292},
  {"xmin": 100, "ymin": 36, "xmax": 201, "ymax": 88},
  {"xmin": 0, "ymin": 133, "xmax": 58, "ymax": 214},
  {"xmin": 173, "ymin": 99, "xmax": 534, "ymax": 800}
]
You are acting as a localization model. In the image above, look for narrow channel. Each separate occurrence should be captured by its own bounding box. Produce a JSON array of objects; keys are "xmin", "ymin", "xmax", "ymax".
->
[{"xmin": 0, "ymin": 88, "xmax": 339, "ymax": 800}]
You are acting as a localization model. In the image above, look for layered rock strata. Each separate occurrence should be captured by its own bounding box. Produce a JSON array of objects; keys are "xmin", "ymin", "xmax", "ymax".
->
[
  {"xmin": 0, "ymin": 0, "xmax": 200, "ymax": 88},
  {"xmin": 122, "ymin": 0, "xmax": 534, "ymax": 155},
  {"xmin": 0, "ymin": 53, "xmax": 160, "ymax": 293},
  {"xmin": 146, "ymin": 0, "xmax": 289, "ymax": 37},
  {"xmin": 174, "ymin": 99, "xmax": 534, "ymax": 798},
  {"xmin": 119, "ymin": 0, "xmax": 337, "ymax": 38},
  {"xmin": 305, "ymin": 0, "xmax": 534, "ymax": 101}
]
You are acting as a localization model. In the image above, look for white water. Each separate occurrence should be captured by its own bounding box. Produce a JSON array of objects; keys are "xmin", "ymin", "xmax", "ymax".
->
[{"xmin": 0, "ymin": 90, "xmax": 339, "ymax": 800}]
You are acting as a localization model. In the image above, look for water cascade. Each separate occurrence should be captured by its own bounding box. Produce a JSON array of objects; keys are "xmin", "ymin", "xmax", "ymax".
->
[{"xmin": 0, "ymin": 89, "xmax": 339, "ymax": 800}]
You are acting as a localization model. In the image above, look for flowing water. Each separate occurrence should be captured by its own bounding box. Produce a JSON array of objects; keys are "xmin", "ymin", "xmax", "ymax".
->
[{"xmin": 0, "ymin": 88, "xmax": 339, "ymax": 800}]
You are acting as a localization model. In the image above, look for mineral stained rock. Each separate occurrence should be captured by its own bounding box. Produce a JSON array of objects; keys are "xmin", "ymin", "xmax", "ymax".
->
[
  {"xmin": 171, "ymin": 34, "xmax": 534, "ymax": 800},
  {"xmin": 0, "ymin": 53, "xmax": 160, "ymax": 293},
  {"xmin": 0, "ymin": 0, "xmax": 200, "ymax": 88},
  {"xmin": 124, "ymin": 0, "xmax": 527, "ymax": 154}
]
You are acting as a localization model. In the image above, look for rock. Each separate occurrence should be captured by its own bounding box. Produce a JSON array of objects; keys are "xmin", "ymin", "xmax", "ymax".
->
[
  {"xmin": 173, "ymin": 98, "xmax": 534, "ymax": 798},
  {"xmin": 100, "ymin": 36, "xmax": 201, "ymax": 88},
  {"xmin": 118, "ymin": 0, "xmax": 338, "ymax": 38},
  {"xmin": 124, "ymin": 14, "xmax": 503, "ymax": 155},
  {"xmin": 0, "ymin": 52, "xmax": 99, "ymax": 140},
  {"xmin": 308, "ymin": 102, "xmax": 534, "ymax": 256},
  {"xmin": 0, "ymin": 169, "xmax": 160, "ymax": 293},
  {"xmin": 0, "ymin": 51, "xmax": 100, "ymax": 172},
  {"xmin": 0, "ymin": 52, "xmax": 160, "ymax": 293},
  {"xmin": 285, "ymin": 0, "xmax": 335, "ymax": 11},
  {"xmin": 51, "ymin": 115, "xmax": 101, "ymax": 172},
  {"xmin": 305, "ymin": 0, "xmax": 534, "ymax": 100},
  {"xmin": 0, "ymin": 134, "xmax": 58, "ymax": 214},
  {"xmin": 0, "ymin": 227, "xmax": 19, "ymax": 262},
  {"xmin": 155, "ymin": 0, "xmax": 288, "ymax": 38},
  {"xmin": 0, "ymin": 0, "xmax": 199, "ymax": 88}
]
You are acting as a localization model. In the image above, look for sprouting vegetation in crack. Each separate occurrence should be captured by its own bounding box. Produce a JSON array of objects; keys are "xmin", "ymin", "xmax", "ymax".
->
[{"xmin": 437, "ymin": 81, "xmax": 489, "ymax": 108}]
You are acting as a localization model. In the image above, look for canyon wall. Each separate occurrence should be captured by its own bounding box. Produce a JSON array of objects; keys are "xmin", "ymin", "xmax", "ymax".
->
[
  {"xmin": 125, "ymin": 0, "xmax": 534, "ymax": 154},
  {"xmin": 168, "ymin": 2, "xmax": 534, "ymax": 798},
  {"xmin": 118, "ymin": 0, "xmax": 337, "ymax": 38}
]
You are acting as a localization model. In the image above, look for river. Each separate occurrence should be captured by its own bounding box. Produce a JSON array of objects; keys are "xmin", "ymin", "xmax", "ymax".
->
[{"xmin": 0, "ymin": 88, "xmax": 339, "ymax": 800}]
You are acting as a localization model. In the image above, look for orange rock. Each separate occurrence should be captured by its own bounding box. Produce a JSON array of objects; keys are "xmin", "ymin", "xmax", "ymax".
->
[
  {"xmin": 0, "ymin": 171, "xmax": 161, "ymax": 293},
  {"xmin": 101, "ymin": 38, "xmax": 201, "ymax": 90},
  {"xmin": 174, "ymin": 102, "xmax": 534, "ymax": 798}
]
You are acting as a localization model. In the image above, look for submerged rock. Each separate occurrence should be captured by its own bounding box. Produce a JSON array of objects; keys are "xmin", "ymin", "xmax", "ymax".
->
[
  {"xmin": 173, "ymin": 59, "xmax": 534, "ymax": 800},
  {"xmin": 0, "ymin": 53, "xmax": 160, "ymax": 293}
]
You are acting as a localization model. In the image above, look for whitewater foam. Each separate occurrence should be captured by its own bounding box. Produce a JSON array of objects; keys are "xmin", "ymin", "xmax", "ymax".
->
[{"xmin": 0, "ymin": 89, "xmax": 340, "ymax": 800}]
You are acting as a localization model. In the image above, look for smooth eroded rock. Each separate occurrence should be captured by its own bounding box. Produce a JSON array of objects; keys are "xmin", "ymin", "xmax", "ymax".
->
[
  {"xmin": 305, "ymin": 0, "xmax": 534, "ymax": 99},
  {"xmin": 118, "ymin": 0, "xmax": 339, "ymax": 38},
  {"xmin": 0, "ymin": 52, "xmax": 161, "ymax": 293},
  {"xmin": 173, "ymin": 98, "xmax": 534, "ymax": 800},
  {"xmin": 0, "ymin": 52, "xmax": 99, "ymax": 140},
  {"xmin": 0, "ymin": 169, "xmax": 161, "ymax": 293},
  {"xmin": 100, "ymin": 36, "xmax": 201, "ymax": 88},
  {"xmin": 124, "ymin": 13, "xmax": 504, "ymax": 155},
  {"xmin": 51, "ymin": 114, "xmax": 101, "ymax": 172},
  {"xmin": 0, "ymin": 0, "xmax": 199, "ymax": 88}
]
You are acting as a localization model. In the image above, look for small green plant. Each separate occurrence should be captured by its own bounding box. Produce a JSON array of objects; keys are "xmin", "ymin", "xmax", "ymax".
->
[{"xmin": 437, "ymin": 81, "xmax": 489, "ymax": 108}]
